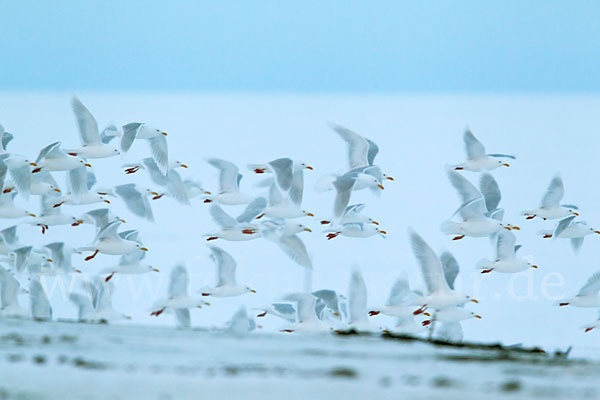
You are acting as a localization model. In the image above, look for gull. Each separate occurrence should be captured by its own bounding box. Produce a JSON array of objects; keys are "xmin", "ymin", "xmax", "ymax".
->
[
  {"xmin": 29, "ymin": 170, "xmax": 62, "ymax": 196},
  {"xmin": 452, "ymin": 129, "xmax": 514, "ymax": 172},
  {"xmin": 69, "ymin": 277, "xmax": 130, "ymax": 322},
  {"xmin": 121, "ymin": 159, "xmax": 188, "ymax": 175},
  {"xmin": 312, "ymin": 289, "xmax": 343, "ymax": 322},
  {"xmin": 324, "ymin": 222, "xmax": 387, "ymax": 240},
  {"xmin": 53, "ymin": 166, "xmax": 110, "ymax": 207},
  {"xmin": 150, "ymin": 264, "xmax": 208, "ymax": 327},
  {"xmin": 30, "ymin": 276, "xmax": 52, "ymax": 321},
  {"xmin": 205, "ymin": 158, "xmax": 253, "ymax": 205},
  {"xmin": 539, "ymin": 215, "xmax": 600, "ymax": 253},
  {"xmin": 140, "ymin": 157, "xmax": 190, "ymax": 205},
  {"xmin": 581, "ymin": 311, "xmax": 600, "ymax": 333},
  {"xmin": 368, "ymin": 272, "xmax": 423, "ymax": 320},
  {"xmin": 409, "ymin": 229, "xmax": 478, "ymax": 313},
  {"xmin": 33, "ymin": 142, "xmax": 91, "ymax": 172},
  {"xmin": 441, "ymin": 170, "xmax": 514, "ymax": 240},
  {"xmin": 77, "ymin": 220, "xmax": 148, "ymax": 261},
  {"xmin": 227, "ymin": 306, "xmax": 257, "ymax": 335},
  {"xmin": 259, "ymin": 219, "xmax": 313, "ymax": 269},
  {"xmin": 114, "ymin": 183, "xmax": 156, "ymax": 222},
  {"xmin": 0, "ymin": 265, "xmax": 27, "ymax": 317},
  {"xmin": 477, "ymin": 230, "xmax": 538, "ymax": 274},
  {"xmin": 254, "ymin": 302, "xmax": 297, "ymax": 322},
  {"xmin": 326, "ymin": 172, "xmax": 384, "ymax": 224},
  {"xmin": 556, "ymin": 272, "xmax": 600, "ymax": 308},
  {"xmin": 263, "ymin": 183, "xmax": 314, "ymax": 219},
  {"xmin": 329, "ymin": 123, "xmax": 394, "ymax": 180},
  {"xmin": 247, "ymin": 157, "xmax": 313, "ymax": 193},
  {"xmin": 204, "ymin": 198, "xmax": 266, "ymax": 241},
  {"xmin": 522, "ymin": 174, "xmax": 579, "ymax": 220},
  {"xmin": 44, "ymin": 242, "xmax": 81, "ymax": 275},
  {"xmin": 199, "ymin": 245, "xmax": 256, "ymax": 297},
  {"xmin": 320, "ymin": 203, "xmax": 379, "ymax": 226},
  {"xmin": 29, "ymin": 195, "xmax": 82, "ymax": 233},
  {"xmin": 0, "ymin": 192, "xmax": 36, "ymax": 219},
  {"xmin": 346, "ymin": 270, "xmax": 370, "ymax": 331},
  {"xmin": 315, "ymin": 166, "xmax": 385, "ymax": 197},
  {"xmin": 99, "ymin": 248, "xmax": 159, "ymax": 282},
  {"xmin": 0, "ymin": 153, "xmax": 37, "ymax": 198},
  {"xmin": 279, "ymin": 293, "xmax": 325, "ymax": 332},
  {"xmin": 120, "ymin": 122, "xmax": 169, "ymax": 174},
  {"xmin": 66, "ymin": 96, "xmax": 120, "ymax": 159}
]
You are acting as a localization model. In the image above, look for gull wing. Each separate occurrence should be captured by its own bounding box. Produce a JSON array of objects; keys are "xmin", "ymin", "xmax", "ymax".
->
[
  {"xmin": 268, "ymin": 158, "xmax": 294, "ymax": 191},
  {"xmin": 30, "ymin": 277, "xmax": 52, "ymax": 320},
  {"xmin": 36, "ymin": 142, "xmax": 65, "ymax": 163},
  {"xmin": 463, "ymin": 129, "xmax": 486, "ymax": 160},
  {"xmin": 148, "ymin": 135, "xmax": 169, "ymax": 175},
  {"xmin": 174, "ymin": 308, "xmax": 191, "ymax": 328},
  {"xmin": 209, "ymin": 245, "xmax": 237, "ymax": 287},
  {"xmin": 95, "ymin": 220, "xmax": 122, "ymax": 242},
  {"xmin": 496, "ymin": 229, "xmax": 516, "ymax": 260},
  {"xmin": 330, "ymin": 123, "xmax": 369, "ymax": 169},
  {"xmin": 115, "ymin": 184, "xmax": 154, "ymax": 222},
  {"xmin": 447, "ymin": 170, "xmax": 481, "ymax": 205},
  {"xmin": 207, "ymin": 158, "xmax": 240, "ymax": 193},
  {"xmin": 409, "ymin": 229, "xmax": 451, "ymax": 295},
  {"xmin": 554, "ymin": 215, "xmax": 576, "ymax": 238},
  {"xmin": 0, "ymin": 265, "xmax": 20, "ymax": 309},
  {"xmin": 120, "ymin": 122, "xmax": 142, "ymax": 153},
  {"xmin": 366, "ymin": 138, "xmax": 379, "ymax": 166},
  {"xmin": 276, "ymin": 234, "xmax": 312, "ymax": 269},
  {"xmin": 288, "ymin": 168, "xmax": 305, "ymax": 206},
  {"xmin": 578, "ymin": 272, "xmax": 600, "ymax": 297},
  {"xmin": 169, "ymin": 264, "xmax": 189, "ymax": 298},
  {"xmin": 541, "ymin": 174, "xmax": 564, "ymax": 208},
  {"xmin": 440, "ymin": 251, "xmax": 460, "ymax": 290},
  {"xmin": 209, "ymin": 204, "xmax": 237, "ymax": 229},
  {"xmin": 236, "ymin": 197, "xmax": 267, "ymax": 224},
  {"xmin": 479, "ymin": 173, "xmax": 501, "ymax": 212},
  {"xmin": 386, "ymin": 272, "xmax": 412, "ymax": 306},
  {"xmin": 311, "ymin": 290, "xmax": 340, "ymax": 314},
  {"xmin": 348, "ymin": 271, "xmax": 367, "ymax": 324},
  {"xmin": 333, "ymin": 174, "xmax": 356, "ymax": 219},
  {"xmin": 71, "ymin": 96, "xmax": 101, "ymax": 145}
]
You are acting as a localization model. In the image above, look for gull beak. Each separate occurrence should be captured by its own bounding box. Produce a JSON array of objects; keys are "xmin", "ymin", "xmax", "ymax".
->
[
  {"xmin": 119, "ymin": 219, "xmax": 126, "ymax": 223},
  {"xmin": 574, "ymin": 212, "xmax": 580, "ymax": 216},
  {"xmin": 29, "ymin": 162, "xmax": 37, "ymax": 166},
  {"xmin": 306, "ymin": 212, "xmax": 315, "ymax": 217},
  {"xmin": 475, "ymin": 315, "xmax": 482, "ymax": 319},
  {"xmin": 371, "ymin": 220, "xmax": 380, "ymax": 225},
  {"xmin": 423, "ymin": 312, "xmax": 431, "ymax": 317},
  {"xmin": 46, "ymin": 259, "xmax": 53, "ymax": 263},
  {"xmin": 250, "ymin": 289, "xmax": 257, "ymax": 293},
  {"xmin": 141, "ymin": 247, "xmax": 148, "ymax": 251},
  {"xmin": 379, "ymin": 230, "xmax": 387, "ymax": 234},
  {"xmin": 204, "ymin": 191, "xmax": 212, "ymax": 195},
  {"xmin": 53, "ymin": 188, "xmax": 61, "ymax": 192},
  {"xmin": 161, "ymin": 132, "xmax": 168, "ymax": 136},
  {"xmin": 151, "ymin": 192, "xmax": 159, "ymax": 196},
  {"xmin": 333, "ymin": 312, "xmax": 340, "ymax": 316},
  {"xmin": 386, "ymin": 176, "xmax": 394, "ymax": 181},
  {"xmin": 180, "ymin": 164, "xmax": 188, "ymax": 168},
  {"xmin": 504, "ymin": 226, "xmax": 512, "ymax": 231},
  {"xmin": 28, "ymin": 213, "xmax": 36, "ymax": 217},
  {"xmin": 306, "ymin": 166, "xmax": 314, "ymax": 170},
  {"xmin": 304, "ymin": 228, "xmax": 312, "ymax": 233},
  {"xmin": 103, "ymin": 200, "xmax": 111, "ymax": 204},
  {"xmin": 76, "ymin": 219, "xmax": 84, "ymax": 224},
  {"xmin": 531, "ymin": 265, "xmax": 538, "ymax": 269},
  {"xmin": 470, "ymin": 299, "xmax": 479, "ymax": 303},
  {"xmin": 511, "ymin": 226, "xmax": 520, "ymax": 230},
  {"xmin": 153, "ymin": 268, "xmax": 160, "ymax": 272},
  {"xmin": 84, "ymin": 163, "xmax": 92, "ymax": 167},
  {"xmin": 503, "ymin": 163, "xmax": 510, "ymax": 167},
  {"xmin": 594, "ymin": 231, "xmax": 600, "ymax": 234},
  {"xmin": 377, "ymin": 184, "xmax": 385, "ymax": 190}
]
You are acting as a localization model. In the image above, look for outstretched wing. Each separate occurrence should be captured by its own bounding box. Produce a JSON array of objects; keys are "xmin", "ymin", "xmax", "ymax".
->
[
  {"xmin": 541, "ymin": 174, "xmax": 564, "ymax": 208},
  {"xmin": 71, "ymin": 96, "xmax": 101, "ymax": 145},
  {"xmin": 463, "ymin": 129, "xmax": 486, "ymax": 160}
]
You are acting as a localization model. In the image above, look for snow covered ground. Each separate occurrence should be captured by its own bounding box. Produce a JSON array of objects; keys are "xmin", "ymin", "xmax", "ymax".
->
[{"xmin": 0, "ymin": 319, "xmax": 598, "ymax": 399}]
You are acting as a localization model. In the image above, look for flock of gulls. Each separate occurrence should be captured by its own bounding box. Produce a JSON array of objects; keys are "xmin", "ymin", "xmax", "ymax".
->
[{"xmin": 0, "ymin": 96, "xmax": 598, "ymax": 340}]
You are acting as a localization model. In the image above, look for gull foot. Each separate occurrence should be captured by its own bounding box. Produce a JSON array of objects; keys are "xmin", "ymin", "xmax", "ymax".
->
[
  {"xmin": 452, "ymin": 235, "xmax": 465, "ymax": 241},
  {"xmin": 206, "ymin": 237, "xmax": 219, "ymax": 241},
  {"xmin": 84, "ymin": 249, "xmax": 99, "ymax": 261},
  {"xmin": 481, "ymin": 268, "xmax": 494, "ymax": 274},
  {"xmin": 368, "ymin": 311, "xmax": 380, "ymax": 316},
  {"xmin": 105, "ymin": 272, "xmax": 116, "ymax": 282},
  {"xmin": 150, "ymin": 307, "xmax": 165, "ymax": 317},
  {"xmin": 326, "ymin": 232, "xmax": 340, "ymax": 240},
  {"xmin": 257, "ymin": 312, "xmax": 267, "ymax": 318}
]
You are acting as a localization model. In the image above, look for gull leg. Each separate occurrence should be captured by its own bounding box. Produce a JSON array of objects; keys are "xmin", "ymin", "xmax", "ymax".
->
[{"xmin": 84, "ymin": 249, "xmax": 99, "ymax": 261}]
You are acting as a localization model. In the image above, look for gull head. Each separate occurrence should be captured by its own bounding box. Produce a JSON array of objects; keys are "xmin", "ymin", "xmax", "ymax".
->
[
  {"xmin": 174, "ymin": 160, "xmax": 188, "ymax": 169},
  {"xmin": 246, "ymin": 287, "xmax": 257, "ymax": 294},
  {"xmin": 302, "ymin": 210, "xmax": 315, "ymax": 217},
  {"xmin": 298, "ymin": 162, "xmax": 313, "ymax": 171}
]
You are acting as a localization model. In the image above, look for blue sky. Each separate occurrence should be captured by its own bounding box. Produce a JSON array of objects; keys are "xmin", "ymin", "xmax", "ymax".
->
[{"xmin": 1, "ymin": 1, "xmax": 600, "ymax": 92}]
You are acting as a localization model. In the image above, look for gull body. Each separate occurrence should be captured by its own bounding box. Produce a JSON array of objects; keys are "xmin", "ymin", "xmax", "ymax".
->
[{"xmin": 452, "ymin": 129, "xmax": 514, "ymax": 172}]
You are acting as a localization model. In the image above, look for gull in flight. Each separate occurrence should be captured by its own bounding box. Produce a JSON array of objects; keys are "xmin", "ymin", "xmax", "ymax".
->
[
  {"xmin": 259, "ymin": 219, "xmax": 313, "ymax": 269},
  {"xmin": 114, "ymin": 184, "xmax": 157, "ymax": 222},
  {"xmin": 539, "ymin": 215, "xmax": 600, "ymax": 253},
  {"xmin": 69, "ymin": 277, "xmax": 130, "ymax": 322},
  {"xmin": 0, "ymin": 192, "xmax": 36, "ymax": 219},
  {"xmin": 477, "ymin": 230, "xmax": 538, "ymax": 274},
  {"xmin": 324, "ymin": 222, "xmax": 387, "ymax": 240},
  {"xmin": 204, "ymin": 198, "xmax": 266, "ymax": 241},
  {"xmin": 199, "ymin": 245, "xmax": 256, "ymax": 297},
  {"xmin": 409, "ymin": 229, "xmax": 478, "ymax": 314},
  {"xmin": 0, "ymin": 265, "xmax": 27, "ymax": 318},
  {"xmin": 320, "ymin": 203, "xmax": 379, "ymax": 227},
  {"xmin": 150, "ymin": 264, "xmax": 209, "ymax": 327},
  {"xmin": 452, "ymin": 129, "xmax": 514, "ymax": 172},
  {"xmin": 53, "ymin": 166, "xmax": 111, "ymax": 207},
  {"xmin": 98, "ymin": 246, "xmax": 159, "ymax": 282},
  {"xmin": 77, "ymin": 220, "xmax": 148, "ymax": 261},
  {"xmin": 205, "ymin": 158, "xmax": 254, "ymax": 205},
  {"xmin": 30, "ymin": 276, "xmax": 52, "ymax": 321},
  {"xmin": 522, "ymin": 174, "xmax": 579, "ymax": 220},
  {"xmin": 120, "ymin": 122, "xmax": 169, "ymax": 174},
  {"xmin": 247, "ymin": 157, "xmax": 313, "ymax": 192},
  {"xmin": 66, "ymin": 96, "xmax": 121, "ymax": 159},
  {"xmin": 33, "ymin": 142, "xmax": 91, "ymax": 173},
  {"xmin": 556, "ymin": 272, "xmax": 600, "ymax": 308},
  {"xmin": 262, "ymin": 183, "xmax": 314, "ymax": 220}
]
